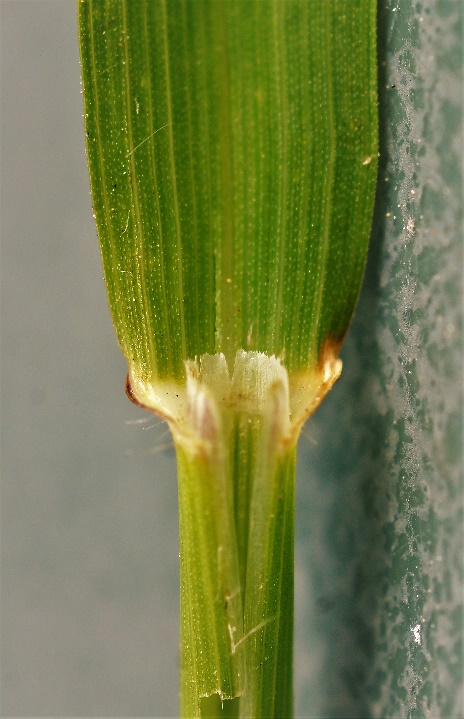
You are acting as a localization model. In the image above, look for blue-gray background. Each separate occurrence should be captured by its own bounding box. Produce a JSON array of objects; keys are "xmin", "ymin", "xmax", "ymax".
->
[{"xmin": 1, "ymin": 1, "xmax": 462, "ymax": 717}]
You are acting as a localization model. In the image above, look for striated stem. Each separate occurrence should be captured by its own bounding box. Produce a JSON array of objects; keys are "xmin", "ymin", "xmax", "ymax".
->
[
  {"xmin": 241, "ymin": 431, "xmax": 296, "ymax": 718},
  {"xmin": 173, "ymin": 352, "xmax": 299, "ymax": 717},
  {"xmin": 177, "ymin": 436, "xmax": 296, "ymax": 718},
  {"xmin": 176, "ymin": 442, "xmax": 244, "ymax": 716}
]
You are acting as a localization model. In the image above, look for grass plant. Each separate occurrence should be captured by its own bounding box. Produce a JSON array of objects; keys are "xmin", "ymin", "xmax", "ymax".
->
[{"xmin": 78, "ymin": 1, "xmax": 378, "ymax": 715}]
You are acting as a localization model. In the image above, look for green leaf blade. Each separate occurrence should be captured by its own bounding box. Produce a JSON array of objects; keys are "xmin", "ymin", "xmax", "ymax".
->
[{"xmin": 79, "ymin": 0, "xmax": 378, "ymax": 383}]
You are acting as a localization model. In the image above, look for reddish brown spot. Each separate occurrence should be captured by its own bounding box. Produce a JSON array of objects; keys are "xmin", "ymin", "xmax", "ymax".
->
[
  {"xmin": 125, "ymin": 373, "xmax": 148, "ymax": 410},
  {"xmin": 124, "ymin": 372, "xmax": 174, "ymax": 423},
  {"xmin": 317, "ymin": 336, "xmax": 343, "ymax": 374}
]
